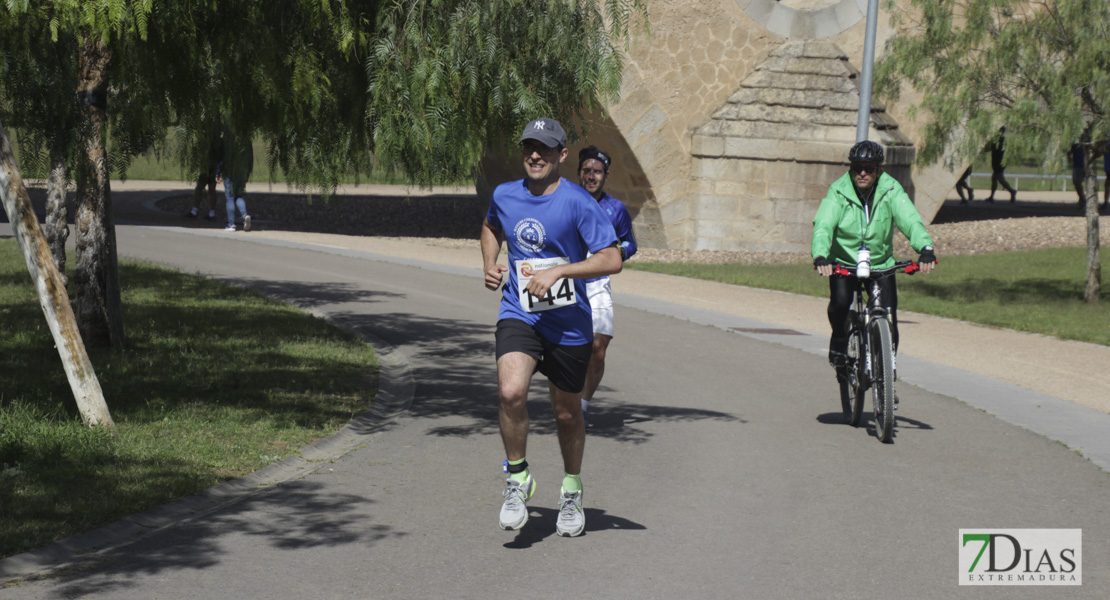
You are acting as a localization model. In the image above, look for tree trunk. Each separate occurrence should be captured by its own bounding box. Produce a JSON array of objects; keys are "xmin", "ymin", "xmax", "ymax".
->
[
  {"xmin": 1083, "ymin": 146, "xmax": 1101, "ymax": 304},
  {"xmin": 45, "ymin": 153, "xmax": 69, "ymax": 287},
  {"xmin": 74, "ymin": 36, "xmax": 124, "ymax": 348},
  {"xmin": 0, "ymin": 120, "xmax": 114, "ymax": 428}
]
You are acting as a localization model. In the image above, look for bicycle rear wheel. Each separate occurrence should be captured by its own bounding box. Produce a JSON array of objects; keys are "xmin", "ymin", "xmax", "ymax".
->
[
  {"xmin": 842, "ymin": 321, "xmax": 865, "ymax": 426},
  {"xmin": 869, "ymin": 317, "xmax": 895, "ymax": 442}
]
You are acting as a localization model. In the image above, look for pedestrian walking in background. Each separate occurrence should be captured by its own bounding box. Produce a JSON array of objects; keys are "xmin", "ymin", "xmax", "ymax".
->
[
  {"xmin": 216, "ymin": 128, "xmax": 252, "ymax": 232},
  {"xmin": 955, "ymin": 166, "xmax": 974, "ymax": 205},
  {"xmin": 987, "ymin": 128, "xmax": 1017, "ymax": 203},
  {"xmin": 1102, "ymin": 141, "xmax": 1109, "ymax": 210},
  {"xmin": 1069, "ymin": 142, "xmax": 1086, "ymax": 211},
  {"xmin": 184, "ymin": 126, "xmax": 224, "ymax": 222}
]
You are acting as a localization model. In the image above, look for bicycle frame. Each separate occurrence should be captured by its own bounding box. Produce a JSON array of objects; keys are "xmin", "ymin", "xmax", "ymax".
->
[
  {"xmin": 834, "ymin": 262, "xmax": 915, "ymax": 363},
  {"xmin": 831, "ymin": 259, "xmax": 919, "ymax": 442}
]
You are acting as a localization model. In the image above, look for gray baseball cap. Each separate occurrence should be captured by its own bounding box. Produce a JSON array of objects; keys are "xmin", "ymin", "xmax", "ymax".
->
[{"xmin": 519, "ymin": 117, "xmax": 567, "ymax": 148}]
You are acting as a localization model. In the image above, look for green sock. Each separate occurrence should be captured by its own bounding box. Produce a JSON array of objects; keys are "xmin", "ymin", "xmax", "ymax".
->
[
  {"xmin": 507, "ymin": 458, "xmax": 530, "ymax": 484},
  {"xmin": 562, "ymin": 473, "xmax": 582, "ymax": 493}
]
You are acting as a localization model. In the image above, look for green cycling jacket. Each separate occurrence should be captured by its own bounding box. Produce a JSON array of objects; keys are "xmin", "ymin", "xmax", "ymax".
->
[{"xmin": 811, "ymin": 171, "xmax": 933, "ymax": 270}]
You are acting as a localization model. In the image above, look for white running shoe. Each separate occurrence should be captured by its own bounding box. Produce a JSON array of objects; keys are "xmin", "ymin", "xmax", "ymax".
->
[
  {"xmin": 243, "ymin": 215, "xmax": 251, "ymax": 232},
  {"xmin": 556, "ymin": 489, "xmax": 585, "ymax": 537},
  {"xmin": 499, "ymin": 476, "xmax": 535, "ymax": 530},
  {"xmin": 223, "ymin": 225, "xmax": 236, "ymax": 232}
]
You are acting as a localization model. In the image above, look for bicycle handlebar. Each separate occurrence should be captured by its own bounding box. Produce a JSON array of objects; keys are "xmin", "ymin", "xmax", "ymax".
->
[{"xmin": 828, "ymin": 259, "xmax": 923, "ymax": 278}]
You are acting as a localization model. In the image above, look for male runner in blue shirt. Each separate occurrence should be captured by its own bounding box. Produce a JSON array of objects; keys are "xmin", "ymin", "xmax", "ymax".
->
[
  {"xmin": 481, "ymin": 118, "xmax": 622, "ymax": 537},
  {"xmin": 576, "ymin": 146, "xmax": 638, "ymax": 425}
]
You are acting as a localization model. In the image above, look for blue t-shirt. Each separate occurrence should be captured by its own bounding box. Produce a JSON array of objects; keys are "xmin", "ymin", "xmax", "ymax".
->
[
  {"xmin": 487, "ymin": 178, "xmax": 618, "ymax": 345},
  {"xmin": 586, "ymin": 192, "xmax": 638, "ymax": 283}
]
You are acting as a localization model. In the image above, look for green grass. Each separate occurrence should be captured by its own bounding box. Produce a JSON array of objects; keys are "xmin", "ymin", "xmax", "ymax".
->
[
  {"xmin": 628, "ymin": 247, "xmax": 1110, "ymax": 346},
  {"xmin": 0, "ymin": 240, "xmax": 378, "ymax": 558}
]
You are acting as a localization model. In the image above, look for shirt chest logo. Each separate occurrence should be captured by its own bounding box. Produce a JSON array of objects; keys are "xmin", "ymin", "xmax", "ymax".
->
[{"xmin": 513, "ymin": 218, "xmax": 547, "ymax": 253}]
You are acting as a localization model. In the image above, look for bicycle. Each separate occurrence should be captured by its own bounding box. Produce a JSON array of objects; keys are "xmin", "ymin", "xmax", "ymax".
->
[{"xmin": 831, "ymin": 259, "xmax": 921, "ymax": 443}]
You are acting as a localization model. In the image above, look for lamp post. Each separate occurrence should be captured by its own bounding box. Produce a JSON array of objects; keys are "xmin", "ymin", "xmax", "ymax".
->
[{"xmin": 856, "ymin": 0, "xmax": 879, "ymax": 143}]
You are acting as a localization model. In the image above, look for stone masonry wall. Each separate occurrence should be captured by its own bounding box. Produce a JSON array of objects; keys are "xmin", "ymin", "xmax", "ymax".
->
[{"xmin": 476, "ymin": 0, "xmax": 960, "ymax": 252}]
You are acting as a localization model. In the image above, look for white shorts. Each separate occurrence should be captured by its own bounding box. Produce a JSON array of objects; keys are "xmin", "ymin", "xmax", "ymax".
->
[{"xmin": 587, "ymin": 277, "xmax": 614, "ymax": 338}]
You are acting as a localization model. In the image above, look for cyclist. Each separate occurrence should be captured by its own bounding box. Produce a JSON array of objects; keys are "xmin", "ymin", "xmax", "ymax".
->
[
  {"xmin": 576, "ymin": 146, "xmax": 638, "ymax": 426},
  {"xmin": 811, "ymin": 140, "xmax": 937, "ymax": 404}
]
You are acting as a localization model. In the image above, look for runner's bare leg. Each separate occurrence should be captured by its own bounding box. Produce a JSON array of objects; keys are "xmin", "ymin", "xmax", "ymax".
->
[
  {"xmin": 581, "ymin": 334, "xmax": 611, "ymax": 402},
  {"xmin": 549, "ymin": 381, "xmax": 585, "ymax": 474},
  {"xmin": 498, "ymin": 352, "xmax": 538, "ymax": 461}
]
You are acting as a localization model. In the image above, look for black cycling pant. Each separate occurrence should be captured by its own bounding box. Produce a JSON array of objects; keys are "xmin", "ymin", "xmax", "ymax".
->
[{"xmin": 828, "ymin": 274, "xmax": 898, "ymax": 356}]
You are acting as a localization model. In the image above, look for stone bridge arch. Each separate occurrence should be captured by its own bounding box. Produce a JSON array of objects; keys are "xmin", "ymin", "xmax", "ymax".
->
[{"xmin": 477, "ymin": 0, "xmax": 958, "ymax": 253}]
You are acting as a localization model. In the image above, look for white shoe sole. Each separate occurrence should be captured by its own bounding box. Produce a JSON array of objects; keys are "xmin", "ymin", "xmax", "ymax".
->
[{"xmin": 556, "ymin": 520, "xmax": 585, "ymax": 537}]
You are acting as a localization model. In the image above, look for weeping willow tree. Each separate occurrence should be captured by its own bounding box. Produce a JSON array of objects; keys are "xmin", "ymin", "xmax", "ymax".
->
[
  {"xmin": 242, "ymin": 0, "xmax": 648, "ymax": 193},
  {"xmin": 0, "ymin": 7, "xmax": 81, "ymax": 284},
  {"xmin": 0, "ymin": 0, "xmax": 648, "ymax": 425},
  {"xmin": 0, "ymin": 0, "xmax": 201, "ymax": 349},
  {"xmin": 357, "ymin": 0, "xmax": 645, "ymax": 188},
  {"xmin": 876, "ymin": 0, "xmax": 1109, "ymax": 303}
]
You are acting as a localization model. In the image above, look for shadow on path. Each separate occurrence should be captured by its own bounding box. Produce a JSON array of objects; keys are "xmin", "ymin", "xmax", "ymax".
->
[
  {"xmin": 44, "ymin": 480, "xmax": 394, "ymax": 598},
  {"xmin": 501, "ymin": 507, "xmax": 647, "ymax": 549}
]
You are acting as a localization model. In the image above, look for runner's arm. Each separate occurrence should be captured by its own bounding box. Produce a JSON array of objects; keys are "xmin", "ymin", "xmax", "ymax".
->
[
  {"xmin": 481, "ymin": 218, "xmax": 508, "ymax": 290},
  {"xmin": 525, "ymin": 245, "xmax": 621, "ymax": 299},
  {"xmin": 613, "ymin": 204, "xmax": 638, "ymax": 261}
]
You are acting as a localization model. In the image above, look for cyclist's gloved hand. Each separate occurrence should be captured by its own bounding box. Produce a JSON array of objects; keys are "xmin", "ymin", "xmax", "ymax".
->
[
  {"xmin": 918, "ymin": 246, "xmax": 937, "ymax": 274},
  {"xmin": 813, "ymin": 256, "xmax": 833, "ymax": 277},
  {"xmin": 918, "ymin": 246, "xmax": 936, "ymax": 264}
]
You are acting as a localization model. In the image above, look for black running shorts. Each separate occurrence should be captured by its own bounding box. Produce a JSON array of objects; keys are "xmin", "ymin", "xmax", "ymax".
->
[{"xmin": 495, "ymin": 318, "xmax": 592, "ymax": 394}]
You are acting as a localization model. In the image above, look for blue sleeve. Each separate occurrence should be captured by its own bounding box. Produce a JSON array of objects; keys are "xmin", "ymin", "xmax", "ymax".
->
[
  {"xmin": 486, "ymin": 191, "xmax": 502, "ymax": 233},
  {"xmin": 611, "ymin": 203, "xmax": 638, "ymax": 260},
  {"xmin": 579, "ymin": 196, "xmax": 619, "ymax": 255}
]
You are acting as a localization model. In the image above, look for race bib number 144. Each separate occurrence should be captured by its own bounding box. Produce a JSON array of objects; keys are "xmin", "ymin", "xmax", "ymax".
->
[{"xmin": 516, "ymin": 257, "xmax": 574, "ymax": 313}]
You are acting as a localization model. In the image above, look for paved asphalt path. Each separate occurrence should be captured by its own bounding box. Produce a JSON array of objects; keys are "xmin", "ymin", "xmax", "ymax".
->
[{"xmin": 2, "ymin": 195, "xmax": 1109, "ymax": 598}]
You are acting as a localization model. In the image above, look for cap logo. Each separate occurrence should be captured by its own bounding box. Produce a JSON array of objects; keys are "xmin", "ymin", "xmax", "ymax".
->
[{"xmin": 533, "ymin": 120, "xmax": 547, "ymax": 131}]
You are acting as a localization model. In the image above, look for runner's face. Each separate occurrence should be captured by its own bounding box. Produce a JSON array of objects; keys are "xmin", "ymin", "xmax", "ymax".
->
[
  {"xmin": 578, "ymin": 158, "xmax": 608, "ymax": 198},
  {"xmin": 521, "ymin": 140, "xmax": 567, "ymax": 186},
  {"xmin": 850, "ymin": 162, "xmax": 880, "ymax": 190}
]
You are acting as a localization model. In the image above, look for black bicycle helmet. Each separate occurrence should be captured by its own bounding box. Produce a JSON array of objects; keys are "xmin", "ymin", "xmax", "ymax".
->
[{"xmin": 848, "ymin": 140, "xmax": 885, "ymax": 165}]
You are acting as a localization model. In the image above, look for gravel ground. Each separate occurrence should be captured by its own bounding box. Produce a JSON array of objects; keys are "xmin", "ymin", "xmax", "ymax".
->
[
  {"xmin": 892, "ymin": 215, "xmax": 1110, "ymax": 259},
  {"xmin": 158, "ymin": 192, "xmax": 1110, "ymax": 265}
]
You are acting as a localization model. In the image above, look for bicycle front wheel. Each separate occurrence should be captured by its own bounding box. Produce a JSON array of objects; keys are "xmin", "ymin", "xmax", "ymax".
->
[
  {"xmin": 869, "ymin": 317, "xmax": 896, "ymax": 443},
  {"xmin": 843, "ymin": 318, "xmax": 865, "ymax": 427}
]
